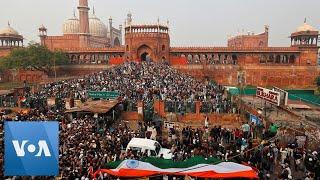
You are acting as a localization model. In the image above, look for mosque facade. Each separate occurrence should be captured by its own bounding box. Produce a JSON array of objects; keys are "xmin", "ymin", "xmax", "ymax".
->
[
  {"xmin": 39, "ymin": 0, "xmax": 122, "ymax": 50},
  {"xmin": 0, "ymin": 0, "xmax": 319, "ymax": 88}
]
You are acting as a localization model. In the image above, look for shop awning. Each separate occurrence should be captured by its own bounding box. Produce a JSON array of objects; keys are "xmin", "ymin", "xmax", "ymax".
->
[{"xmin": 65, "ymin": 100, "xmax": 119, "ymax": 114}]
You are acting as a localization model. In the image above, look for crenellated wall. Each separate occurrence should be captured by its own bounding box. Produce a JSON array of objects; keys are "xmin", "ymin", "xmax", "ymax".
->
[
  {"xmin": 228, "ymin": 26, "xmax": 269, "ymax": 48},
  {"xmin": 41, "ymin": 34, "xmax": 81, "ymax": 50}
]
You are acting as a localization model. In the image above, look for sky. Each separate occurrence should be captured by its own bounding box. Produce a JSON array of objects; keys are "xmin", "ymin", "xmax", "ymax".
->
[{"xmin": 0, "ymin": 0, "xmax": 319, "ymax": 47}]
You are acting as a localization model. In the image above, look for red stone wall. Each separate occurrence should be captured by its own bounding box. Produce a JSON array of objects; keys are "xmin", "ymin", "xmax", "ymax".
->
[
  {"xmin": 0, "ymin": 48, "xmax": 11, "ymax": 57},
  {"xmin": 123, "ymin": 100, "xmax": 242, "ymax": 128},
  {"xmin": 41, "ymin": 35, "xmax": 80, "ymax": 51},
  {"xmin": 174, "ymin": 65, "xmax": 320, "ymax": 89},
  {"xmin": 1, "ymin": 70, "xmax": 48, "ymax": 83},
  {"xmin": 228, "ymin": 32, "xmax": 268, "ymax": 48},
  {"xmin": 245, "ymin": 66, "xmax": 319, "ymax": 88},
  {"xmin": 298, "ymin": 47, "xmax": 319, "ymax": 66},
  {"xmin": 17, "ymin": 70, "xmax": 48, "ymax": 83}
]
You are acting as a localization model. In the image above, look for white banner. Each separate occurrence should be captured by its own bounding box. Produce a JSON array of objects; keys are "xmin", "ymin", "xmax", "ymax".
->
[
  {"xmin": 256, "ymin": 87, "xmax": 280, "ymax": 106},
  {"xmin": 273, "ymin": 86, "xmax": 289, "ymax": 106}
]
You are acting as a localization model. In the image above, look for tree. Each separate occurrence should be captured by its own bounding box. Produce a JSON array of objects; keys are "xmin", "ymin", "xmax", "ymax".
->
[{"xmin": 0, "ymin": 43, "xmax": 69, "ymax": 73}]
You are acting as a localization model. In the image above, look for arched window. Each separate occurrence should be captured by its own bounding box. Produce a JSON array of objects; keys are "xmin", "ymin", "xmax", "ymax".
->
[
  {"xmin": 162, "ymin": 45, "xmax": 165, "ymax": 51},
  {"xmin": 275, "ymin": 55, "xmax": 281, "ymax": 63},
  {"xmin": 289, "ymin": 55, "xmax": 295, "ymax": 64},
  {"xmin": 268, "ymin": 55, "xmax": 274, "ymax": 63},
  {"xmin": 126, "ymin": 45, "xmax": 129, "ymax": 51},
  {"xmin": 232, "ymin": 54, "xmax": 238, "ymax": 64}
]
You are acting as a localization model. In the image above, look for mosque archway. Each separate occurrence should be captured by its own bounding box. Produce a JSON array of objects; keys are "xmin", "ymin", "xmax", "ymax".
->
[
  {"xmin": 141, "ymin": 52, "xmax": 149, "ymax": 61},
  {"xmin": 114, "ymin": 37, "xmax": 121, "ymax": 46},
  {"xmin": 137, "ymin": 44, "xmax": 153, "ymax": 62}
]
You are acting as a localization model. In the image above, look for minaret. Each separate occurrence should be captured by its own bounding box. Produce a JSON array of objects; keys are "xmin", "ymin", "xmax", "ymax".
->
[
  {"xmin": 109, "ymin": 17, "xmax": 113, "ymax": 47},
  {"xmin": 127, "ymin": 12, "xmax": 132, "ymax": 26},
  {"xmin": 39, "ymin": 24, "xmax": 47, "ymax": 46},
  {"xmin": 78, "ymin": 0, "xmax": 90, "ymax": 47}
]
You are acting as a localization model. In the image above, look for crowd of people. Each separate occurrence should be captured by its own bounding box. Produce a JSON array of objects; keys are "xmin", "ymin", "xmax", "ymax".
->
[
  {"xmin": 35, "ymin": 62, "xmax": 224, "ymax": 101},
  {"xmin": 0, "ymin": 61, "xmax": 319, "ymax": 179},
  {"xmin": 2, "ymin": 110, "xmax": 319, "ymax": 179}
]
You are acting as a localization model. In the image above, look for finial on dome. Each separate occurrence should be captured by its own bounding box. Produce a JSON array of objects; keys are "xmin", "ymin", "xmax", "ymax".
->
[
  {"xmin": 304, "ymin": 17, "xmax": 307, "ymax": 23},
  {"xmin": 73, "ymin": 8, "xmax": 76, "ymax": 18},
  {"xmin": 8, "ymin": 21, "xmax": 10, "ymax": 27},
  {"xmin": 93, "ymin": 6, "xmax": 95, "ymax": 15}
]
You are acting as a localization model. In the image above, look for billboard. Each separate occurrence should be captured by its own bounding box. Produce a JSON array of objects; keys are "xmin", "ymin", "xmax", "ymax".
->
[
  {"xmin": 250, "ymin": 114, "xmax": 261, "ymax": 125},
  {"xmin": 88, "ymin": 91, "xmax": 120, "ymax": 99},
  {"xmin": 273, "ymin": 86, "xmax": 289, "ymax": 106},
  {"xmin": 256, "ymin": 87, "xmax": 280, "ymax": 106}
]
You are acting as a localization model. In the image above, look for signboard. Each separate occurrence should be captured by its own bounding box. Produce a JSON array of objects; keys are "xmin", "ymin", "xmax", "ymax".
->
[
  {"xmin": 256, "ymin": 87, "xmax": 280, "ymax": 106},
  {"xmin": 88, "ymin": 91, "xmax": 120, "ymax": 99},
  {"xmin": 273, "ymin": 86, "xmax": 289, "ymax": 106},
  {"xmin": 250, "ymin": 114, "xmax": 261, "ymax": 125}
]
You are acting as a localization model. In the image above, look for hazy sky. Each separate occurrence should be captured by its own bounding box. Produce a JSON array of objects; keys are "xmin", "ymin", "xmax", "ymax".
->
[{"xmin": 0, "ymin": 0, "xmax": 319, "ymax": 46}]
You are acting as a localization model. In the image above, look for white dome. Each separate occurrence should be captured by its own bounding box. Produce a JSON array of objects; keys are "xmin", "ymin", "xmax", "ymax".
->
[
  {"xmin": 89, "ymin": 14, "xmax": 108, "ymax": 37},
  {"xmin": 0, "ymin": 23, "xmax": 19, "ymax": 36},
  {"xmin": 297, "ymin": 22, "xmax": 316, "ymax": 32},
  {"xmin": 62, "ymin": 16, "xmax": 80, "ymax": 35}
]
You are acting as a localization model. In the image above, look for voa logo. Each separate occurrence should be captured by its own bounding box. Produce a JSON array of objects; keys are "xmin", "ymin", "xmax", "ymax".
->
[
  {"xmin": 5, "ymin": 121, "xmax": 59, "ymax": 176},
  {"xmin": 12, "ymin": 140, "xmax": 51, "ymax": 157}
]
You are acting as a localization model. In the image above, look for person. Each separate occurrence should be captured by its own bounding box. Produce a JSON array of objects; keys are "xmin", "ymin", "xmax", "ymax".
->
[
  {"xmin": 269, "ymin": 123, "xmax": 279, "ymax": 137},
  {"xmin": 241, "ymin": 122, "xmax": 250, "ymax": 139},
  {"xmin": 280, "ymin": 164, "xmax": 289, "ymax": 179},
  {"xmin": 280, "ymin": 147, "xmax": 288, "ymax": 164},
  {"xmin": 204, "ymin": 116, "xmax": 209, "ymax": 128}
]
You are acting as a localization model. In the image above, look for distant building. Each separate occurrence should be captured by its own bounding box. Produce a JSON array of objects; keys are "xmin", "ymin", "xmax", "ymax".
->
[
  {"xmin": 0, "ymin": 22, "xmax": 23, "ymax": 57},
  {"xmin": 227, "ymin": 25, "xmax": 269, "ymax": 48},
  {"xmin": 39, "ymin": 0, "xmax": 122, "ymax": 50}
]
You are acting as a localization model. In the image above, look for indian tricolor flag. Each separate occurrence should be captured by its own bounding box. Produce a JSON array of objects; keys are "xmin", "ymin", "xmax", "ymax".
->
[{"xmin": 93, "ymin": 158, "xmax": 258, "ymax": 179}]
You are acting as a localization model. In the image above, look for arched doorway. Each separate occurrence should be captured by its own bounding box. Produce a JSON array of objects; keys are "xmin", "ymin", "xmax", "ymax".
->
[
  {"xmin": 141, "ymin": 52, "xmax": 149, "ymax": 61},
  {"xmin": 114, "ymin": 37, "xmax": 121, "ymax": 46},
  {"xmin": 137, "ymin": 44, "xmax": 153, "ymax": 62}
]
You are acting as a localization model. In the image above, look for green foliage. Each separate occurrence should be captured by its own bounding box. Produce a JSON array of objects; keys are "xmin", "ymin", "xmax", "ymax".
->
[{"xmin": 0, "ymin": 43, "xmax": 69, "ymax": 72}]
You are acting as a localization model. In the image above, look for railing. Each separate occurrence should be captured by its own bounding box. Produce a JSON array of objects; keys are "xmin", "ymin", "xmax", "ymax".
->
[{"xmin": 164, "ymin": 101, "xmax": 196, "ymax": 113}]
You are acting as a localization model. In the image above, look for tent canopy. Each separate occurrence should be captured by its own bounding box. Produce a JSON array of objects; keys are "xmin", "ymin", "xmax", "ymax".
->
[{"xmin": 65, "ymin": 100, "xmax": 118, "ymax": 114}]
